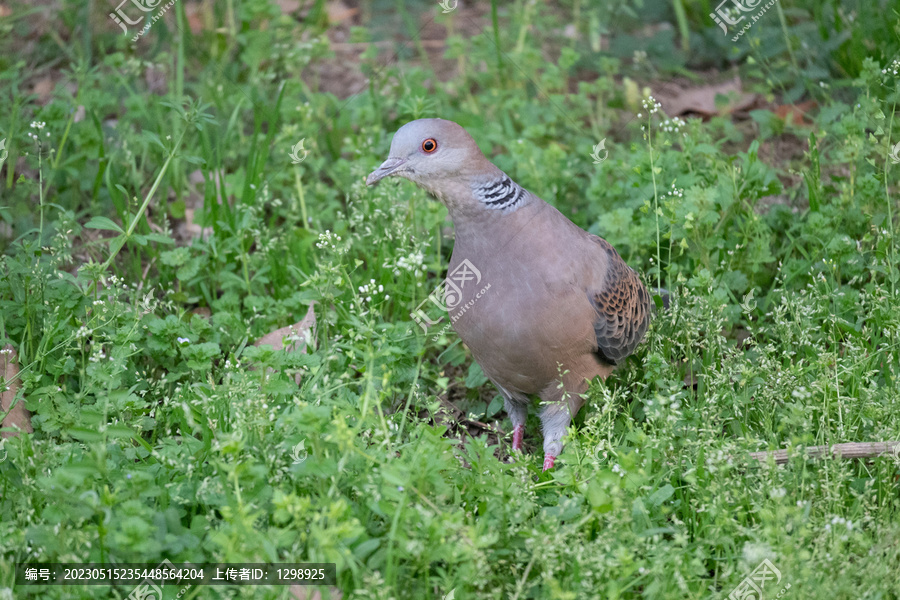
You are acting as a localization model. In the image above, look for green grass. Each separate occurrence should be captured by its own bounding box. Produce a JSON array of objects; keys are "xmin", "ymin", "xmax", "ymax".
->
[{"xmin": 1, "ymin": 0, "xmax": 900, "ymax": 598}]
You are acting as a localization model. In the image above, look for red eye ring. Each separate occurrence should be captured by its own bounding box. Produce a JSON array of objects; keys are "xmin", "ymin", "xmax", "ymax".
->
[{"xmin": 422, "ymin": 138, "xmax": 437, "ymax": 153}]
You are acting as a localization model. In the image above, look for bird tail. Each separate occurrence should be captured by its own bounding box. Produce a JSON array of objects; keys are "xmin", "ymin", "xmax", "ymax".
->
[{"xmin": 651, "ymin": 287, "xmax": 670, "ymax": 310}]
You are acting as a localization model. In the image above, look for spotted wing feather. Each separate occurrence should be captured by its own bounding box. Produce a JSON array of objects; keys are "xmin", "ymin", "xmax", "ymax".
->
[{"xmin": 589, "ymin": 237, "xmax": 651, "ymax": 365}]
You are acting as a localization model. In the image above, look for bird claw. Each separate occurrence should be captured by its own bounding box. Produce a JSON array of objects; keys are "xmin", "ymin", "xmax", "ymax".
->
[{"xmin": 542, "ymin": 455, "xmax": 556, "ymax": 471}]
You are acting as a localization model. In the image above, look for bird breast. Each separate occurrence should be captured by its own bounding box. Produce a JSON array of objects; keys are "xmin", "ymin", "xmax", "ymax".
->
[{"xmin": 445, "ymin": 210, "xmax": 602, "ymax": 393}]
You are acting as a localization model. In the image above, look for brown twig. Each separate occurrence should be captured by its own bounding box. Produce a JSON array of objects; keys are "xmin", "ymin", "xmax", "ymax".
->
[
  {"xmin": 465, "ymin": 417, "xmax": 499, "ymax": 433},
  {"xmin": 330, "ymin": 40, "xmax": 447, "ymax": 51},
  {"xmin": 748, "ymin": 442, "xmax": 900, "ymax": 465}
]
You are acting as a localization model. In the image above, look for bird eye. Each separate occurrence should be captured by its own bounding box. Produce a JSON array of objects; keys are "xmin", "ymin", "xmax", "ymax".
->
[{"xmin": 422, "ymin": 138, "xmax": 437, "ymax": 153}]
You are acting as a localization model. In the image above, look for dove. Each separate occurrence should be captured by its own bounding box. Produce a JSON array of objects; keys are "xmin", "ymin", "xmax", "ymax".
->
[{"xmin": 367, "ymin": 118, "xmax": 651, "ymax": 470}]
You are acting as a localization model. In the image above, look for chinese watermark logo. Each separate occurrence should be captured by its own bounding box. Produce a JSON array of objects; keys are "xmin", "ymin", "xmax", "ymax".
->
[
  {"xmin": 109, "ymin": 0, "xmax": 181, "ymax": 42},
  {"xmin": 411, "ymin": 259, "xmax": 489, "ymax": 333},
  {"xmin": 711, "ymin": 0, "xmax": 757, "ymax": 32},
  {"xmin": 127, "ymin": 580, "xmax": 162, "ymax": 600},
  {"xmin": 727, "ymin": 559, "xmax": 790, "ymax": 600},
  {"xmin": 889, "ymin": 141, "xmax": 900, "ymax": 165},
  {"xmin": 710, "ymin": 0, "xmax": 778, "ymax": 41},
  {"xmin": 291, "ymin": 440, "xmax": 308, "ymax": 464},
  {"xmin": 126, "ymin": 559, "xmax": 190, "ymax": 600},
  {"xmin": 591, "ymin": 138, "xmax": 608, "ymax": 164},
  {"xmin": 289, "ymin": 139, "xmax": 309, "ymax": 164},
  {"xmin": 438, "ymin": 0, "xmax": 458, "ymax": 14}
]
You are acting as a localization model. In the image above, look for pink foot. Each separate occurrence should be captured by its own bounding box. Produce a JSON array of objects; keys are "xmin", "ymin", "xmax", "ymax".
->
[
  {"xmin": 542, "ymin": 454, "xmax": 556, "ymax": 471},
  {"xmin": 512, "ymin": 424, "xmax": 524, "ymax": 451}
]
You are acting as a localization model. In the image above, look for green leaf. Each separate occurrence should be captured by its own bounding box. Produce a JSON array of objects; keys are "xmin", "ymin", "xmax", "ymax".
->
[
  {"xmin": 646, "ymin": 484, "xmax": 675, "ymax": 507},
  {"xmin": 182, "ymin": 154, "xmax": 206, "ymax": 165},
  {"xmin": 182, "ymin": 342, "xmax": 221, "ymax": 371},
  {"xmin": 485, "ymin": 393, "xmax": 503, "ymax": 418},
  {"xmin": 585, "ymin": 479, "xmax": 612, "ymax": 511},
  {"xmin": 108, "ymin": 235, "xmax": 127, "ymax": 256},
  {"xmin": 141, "ymin": 131, "xmax": 165, "ymax": 151},
  {"xmin": 176, "ymin": 258, "xmax": 202, "ymax": 281},
  {"xmin": 161, "ymin": 247, "xmax": 190, "ymax": 267},
  {"xmin": 631, "ymin": 498, "xmax": 651, "ymax": 532},
  {"xmin": 353, "ymin": 538, "xmax": 381, "ymax": 560},
  {"xmin": 637, "ymin": 527, "xmax": 677, "ymax": 538},
  {"xmin": 84, "ymin": 216, "xmax": 124, "ymax": 233},
  {"xmin": 144, "ymin": 232, "xmax": 175, "ymax": 245},
  {"xmin": 465, "ymin": 362, "xmax": 488, "ymax": 388},
  {"xmin": 68, "ymin": 427, "xmax": 106, "ymax": 442},
  {"xmin": 105, "ymin": 425, "xmax": 136, "ymax": 439},
  {"xmin": 805, "ymin": 132, "xmax": 821, "ymax": 212}
]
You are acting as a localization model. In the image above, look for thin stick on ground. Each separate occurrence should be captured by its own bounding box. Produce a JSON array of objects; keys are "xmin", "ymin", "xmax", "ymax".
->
[{"xmin": 748, "ymin": 442, "xmax": 900, "ymax": 465}]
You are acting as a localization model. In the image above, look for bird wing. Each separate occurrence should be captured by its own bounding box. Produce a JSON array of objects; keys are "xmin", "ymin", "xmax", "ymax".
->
[{"xmin": 588, "ymin": 236, "xmax": 651, "ymax": 365}]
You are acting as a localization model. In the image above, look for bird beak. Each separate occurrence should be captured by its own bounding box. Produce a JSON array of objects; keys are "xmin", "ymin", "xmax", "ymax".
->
[{"xmin": 366, "ymin": 157, "xmax": 407, "ymax": 186}]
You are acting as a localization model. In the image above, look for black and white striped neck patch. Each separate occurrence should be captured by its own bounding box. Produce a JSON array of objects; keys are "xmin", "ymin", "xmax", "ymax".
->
[{"xmin": 472, "ymin": 175, "xmax": 526, "ymax": 211}]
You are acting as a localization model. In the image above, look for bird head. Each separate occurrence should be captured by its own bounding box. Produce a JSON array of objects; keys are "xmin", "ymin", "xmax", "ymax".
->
[{"xmin": 366, "ymin": 118, "xmax": 490, "ymax": 189}]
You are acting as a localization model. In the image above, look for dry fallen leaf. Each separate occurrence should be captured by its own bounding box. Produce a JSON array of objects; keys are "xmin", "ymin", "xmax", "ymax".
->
[
  {"xmin": 255, "ymin": 304, "xmax": 316, "ymax": 351},
  {"xmin": 655, "ymin": 78, "xmax": 758, "ymax": 118},
  {"xmin": 180, "ymin": 208, "xmax": 213, "ymax": 240},
  {"xmin": 185, "ymin": 1, "xmax": 207, "ymax": 34},
  {"xmin": 773, "ymin": 100, "xmax": 817, "ymax": 127},
  {"xmin": 276, "ymin": 0, "xmax": 302, "ymax": 14},
  {"xmin": 33, "ymin": 75, "xmax": 55, "ymax": 105},
  {"xmin": 254, "ymin": 304, "xmax": 316, "ymax": 385},
  {"xmin": 326, "ymin": 0, "xmax": 358, "ymax": 24},
  {"xmin": 1, "ymin": 344, "xmax": 33, "ymax": 439}
]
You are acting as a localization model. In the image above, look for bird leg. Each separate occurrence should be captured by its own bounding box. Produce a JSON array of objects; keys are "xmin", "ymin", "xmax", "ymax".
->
[
  {"xmin": 539, "ymin": 401, "xmax": 571, "ymax": 470},
  {"xmin": 503, "ymin": 394, "xmax": 528, "ymax": 452},
  {"xmin": 512, "ymin": 424, "xmax": 525, "ymax": 451},
  {"xmin": 539, "ymin": 375, "xmax": 589, "ymax": 470}
]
